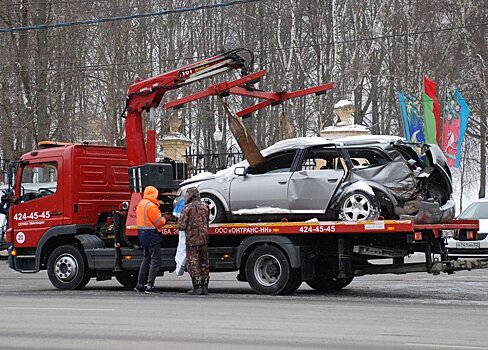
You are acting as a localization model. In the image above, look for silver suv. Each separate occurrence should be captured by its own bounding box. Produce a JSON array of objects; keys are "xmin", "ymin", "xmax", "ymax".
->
[{"xmin": 178, "ymin": 136, "xmax": 455, "ymax": 224}]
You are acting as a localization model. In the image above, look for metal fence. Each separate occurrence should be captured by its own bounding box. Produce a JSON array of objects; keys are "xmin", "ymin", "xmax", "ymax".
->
[
  {"xmin": 0, "ymin": 158, "xmax": 6, "ymax": 185},
  {"xmin": 185, "ymin": 150, "xmax": 244, "ymax": 176}
]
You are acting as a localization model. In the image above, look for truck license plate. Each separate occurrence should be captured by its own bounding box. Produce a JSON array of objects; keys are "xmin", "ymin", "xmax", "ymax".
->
[{"xmin": 456, "ymin": 242, "xmax": 481, "ymax": 249}]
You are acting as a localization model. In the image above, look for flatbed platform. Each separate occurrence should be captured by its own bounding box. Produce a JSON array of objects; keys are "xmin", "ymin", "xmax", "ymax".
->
[{"xmin": 149, "ymin": 218, "xmax": 480, "ymax": 236}]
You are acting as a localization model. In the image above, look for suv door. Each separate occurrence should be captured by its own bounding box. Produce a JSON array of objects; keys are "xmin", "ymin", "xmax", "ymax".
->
[
  {"xmin": 288, "ymin": 146, "xmax": 344, "ymax": 212},
  {"xmin": 11, "ymin": 159, "xmax": 63, "ymax": 249},
  {"xmin": 229, "ymin": 150, "xmax": 297, "ymax": 214}
]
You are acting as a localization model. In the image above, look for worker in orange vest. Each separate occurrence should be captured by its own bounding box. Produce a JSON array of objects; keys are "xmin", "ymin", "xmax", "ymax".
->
[{"xmin": 134, "ymin": 186, "xmax": 167, "ymax": 294}]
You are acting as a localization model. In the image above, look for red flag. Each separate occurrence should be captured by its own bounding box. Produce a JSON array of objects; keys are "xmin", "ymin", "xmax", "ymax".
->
[{"xmin": 423, "ymin": 76, "xmax": 441, "ymax": 145}]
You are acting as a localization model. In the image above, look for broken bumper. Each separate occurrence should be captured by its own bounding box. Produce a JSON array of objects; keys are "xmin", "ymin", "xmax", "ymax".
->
[{"xmin": 402, "ymin": 198, "xmax": 456, "ymax": 224}]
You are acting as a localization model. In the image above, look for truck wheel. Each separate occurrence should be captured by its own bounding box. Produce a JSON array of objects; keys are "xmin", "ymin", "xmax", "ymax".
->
[
  {"xmin": 47, "ymin": 245, "xmax": 91, "ymax": 290},
  {"xmin": 245, "ymin": 245, "xmax": 300, "ymax": 295},
  {"xmin": 201, "ymin": 194, "xmax": 226, "ymax": 224},
  {"xmin": 338, "ymin": 190, "xmax": 378, "ymax": 221},
  {"xmin": 115, "ymin": 271, "xmax": 138, "ymax": 290},
  {"xmin": 306, "ymin": 276, "xmax": 353, "ymax": 292}
]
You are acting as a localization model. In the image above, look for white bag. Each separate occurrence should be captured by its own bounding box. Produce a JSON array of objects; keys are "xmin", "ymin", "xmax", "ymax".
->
[{"xmin": 175, "ymin": 230, "xmax": 186, "ymax": 276}]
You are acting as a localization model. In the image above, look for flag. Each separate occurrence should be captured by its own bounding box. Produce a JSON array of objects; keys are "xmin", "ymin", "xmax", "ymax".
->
[
  {"xmin": 398, "ymin": 92, "xmax": 410, "ymax": 140},
  {"xmin": 455, "ymin": 89, "xmax": 470, "ymax": 168},
  {"xmin": 423, "ymin": 76, "xmax": 441, "ymax": 144},
  {"xmin": 399, "ymin": 92, "xmax": 425, "ymax": 143},
  {"xmin": 441, "ymin": 87, "xmax": 470, "ymax": 168},
  {"xmin": 422, "ymin": 92, "xmax": 436, "ymax": 144}
]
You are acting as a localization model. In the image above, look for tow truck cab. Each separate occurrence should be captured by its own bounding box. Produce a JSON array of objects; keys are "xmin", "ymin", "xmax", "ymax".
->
[{"xmin": 7, "ymin": 143, "xmax": 130, "ymax": 272}]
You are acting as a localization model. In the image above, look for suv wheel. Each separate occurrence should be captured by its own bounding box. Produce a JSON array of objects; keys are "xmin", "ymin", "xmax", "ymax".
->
[
  {"xmin": 339, "ymin": 189, "xmax": 379, "ymax": 221},
  {"xmin": 201, "ymin": 194, "xmax": 226, "ymax": 224}
]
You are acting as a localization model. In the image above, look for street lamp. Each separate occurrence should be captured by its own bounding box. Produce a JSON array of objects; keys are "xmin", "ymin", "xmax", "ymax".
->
[{"xmin": 213, "ymin": 128, "xmax": 223, "ymax": 142}]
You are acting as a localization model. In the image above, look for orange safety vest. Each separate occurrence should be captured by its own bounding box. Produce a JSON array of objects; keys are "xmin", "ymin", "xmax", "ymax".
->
[{"xmin": 136, "ymin": 186, "xmax": 166, "ymax": 231}]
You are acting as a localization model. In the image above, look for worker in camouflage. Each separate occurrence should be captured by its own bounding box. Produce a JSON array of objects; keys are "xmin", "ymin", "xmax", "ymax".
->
[{"xmin": 177, "ymin": 187, "xmax": 210, "ymax": 295}]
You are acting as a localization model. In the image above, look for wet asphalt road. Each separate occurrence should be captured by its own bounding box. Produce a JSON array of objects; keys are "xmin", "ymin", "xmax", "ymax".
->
[{"xmin": 0, "ymin": 258, "xmax": 488, "ymax": 350}]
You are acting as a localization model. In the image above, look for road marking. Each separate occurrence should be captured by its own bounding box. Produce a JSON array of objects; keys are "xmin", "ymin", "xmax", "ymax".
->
[
  {"xmin": 404, "ymin": 344, "xmax": 488, "ymax": 349},
  {"xmin": 3, "ymin": 307, "xmax": 114, "ymax": 312}
]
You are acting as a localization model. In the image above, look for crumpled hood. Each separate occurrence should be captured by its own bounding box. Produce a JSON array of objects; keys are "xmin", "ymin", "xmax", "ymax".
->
[{"xmin": 180, "ymin": 175, "xmax": 215, "ymax": 187}]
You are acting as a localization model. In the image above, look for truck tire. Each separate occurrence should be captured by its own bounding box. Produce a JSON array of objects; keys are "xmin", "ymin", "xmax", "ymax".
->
[
  {"xmin": 306, "ymin": 276, "xmax": 353, "ymax": 292},
  {"xmin": 201, "ymin": 194, "xmax": 226, "ymax": 224},
  {"xmin": 245, "ymin": 245, "xmax": 301, "ymax": 295},
  {"xmin": 115, "ymin": 271, "xmax": 138, "ymax": 290},
  {"xmin": 47, "ymin": 245, "xmax": 91, "ymax": 290},
  {"xmin": 338, "ymin": 189, "xmax": 378, "ymax": 221}
]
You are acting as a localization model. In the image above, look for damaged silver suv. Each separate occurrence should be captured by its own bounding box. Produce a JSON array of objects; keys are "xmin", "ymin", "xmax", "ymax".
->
[{"xmin": 179, "ymin": 136, "xmax": 455, "ymax": 224}]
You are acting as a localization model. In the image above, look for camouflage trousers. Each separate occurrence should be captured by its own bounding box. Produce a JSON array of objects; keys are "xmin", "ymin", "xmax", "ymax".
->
[{"xmin": 186, "ymin": 244, "xmax": 209, "ymax": 280}]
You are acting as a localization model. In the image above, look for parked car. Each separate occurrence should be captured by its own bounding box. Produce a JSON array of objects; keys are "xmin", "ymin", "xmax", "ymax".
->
[
  {"xmin": 178, "ymin": 136, "xmax": 455, "ymax": 224},
  {"xmin": 446, "ymin": 198, "xmax": 488, "ymax": 258}
]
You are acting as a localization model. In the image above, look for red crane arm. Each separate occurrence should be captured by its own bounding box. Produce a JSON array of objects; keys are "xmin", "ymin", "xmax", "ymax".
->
[
  {"xmin": 164, "ymin": 77, "xmax": 335, "ymax": 119},
  {"xmin": 124, "ymin": 49, "xmax": 253, "ymax": 166},
  {"xmin": 237, "ymin": 83, "xmax": 335, "ymax": 118},
  {"xmin": 164, "ymin": 70, "xmax": 267, "ymax": 109}
]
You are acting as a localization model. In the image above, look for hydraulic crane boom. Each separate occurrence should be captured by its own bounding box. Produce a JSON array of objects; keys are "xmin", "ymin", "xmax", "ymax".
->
[
  {"xmin": 124, "ymin": 48, "xmax": 253, "ymax": 166},
  {"xmin": 124, "ymin": 47, "xmax": 334, "ymax": 170}
]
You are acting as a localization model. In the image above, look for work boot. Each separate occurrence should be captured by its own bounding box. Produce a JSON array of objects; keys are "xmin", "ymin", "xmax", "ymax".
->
[
  {"xmin": 144, "ymin": 285, "xmax": 161, "ymax": 294},
  {"xmin": 187, "ymin": 277, "xmax": 203, "ymax": 295},
  {"xmin": 134, "ymin": 284, "xmax": 145, "ymax": 292},
  {"xmin": 200, "ymin": 276, "xmax": 209, "ymax": 295}
]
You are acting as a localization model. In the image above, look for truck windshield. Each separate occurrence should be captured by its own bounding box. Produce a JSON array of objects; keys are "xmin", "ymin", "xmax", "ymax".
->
[{"xmin": 19, "ymin": 162, "xmax": 58, "ymax": 202}]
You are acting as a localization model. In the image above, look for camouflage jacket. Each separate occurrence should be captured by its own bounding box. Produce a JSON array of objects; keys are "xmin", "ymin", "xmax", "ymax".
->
[{"xmin": 177, "ymin": 198, "xmax": 210, "ymax": 246}]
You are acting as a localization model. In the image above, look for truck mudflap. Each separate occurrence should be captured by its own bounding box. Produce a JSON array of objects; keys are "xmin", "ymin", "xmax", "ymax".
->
[{"xmin": 354, "ymin": 258, "xmax": 488, "ymax": 276}]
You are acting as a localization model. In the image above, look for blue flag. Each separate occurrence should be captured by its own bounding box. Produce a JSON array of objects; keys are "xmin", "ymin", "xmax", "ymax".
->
[
  {"xmin": 455, "ymin": 89, "xmax": 470, "ymax": 168},
  {"xmin": 399, "ymin": 92, "xmax": 425, "ymax": 143}
]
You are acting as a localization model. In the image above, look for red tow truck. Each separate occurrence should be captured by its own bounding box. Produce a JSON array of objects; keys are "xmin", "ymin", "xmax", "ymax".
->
[{"xmin": 5, "ymin": 49, "xmax": 487, "ymax": 295}]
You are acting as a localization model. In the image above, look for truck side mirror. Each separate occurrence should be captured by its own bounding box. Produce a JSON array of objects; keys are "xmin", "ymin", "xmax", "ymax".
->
[{"xmin": 234, "ymin": 166, "xmax": 247, "ymax": 176}]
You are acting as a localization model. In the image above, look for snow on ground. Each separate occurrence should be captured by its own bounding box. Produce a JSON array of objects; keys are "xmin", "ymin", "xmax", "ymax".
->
[{"xmin": 450, "ymin": 168, "xmax": 483, "ymax": 215}]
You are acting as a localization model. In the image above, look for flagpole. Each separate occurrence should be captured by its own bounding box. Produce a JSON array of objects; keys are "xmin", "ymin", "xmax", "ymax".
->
[{"xmin": 460, "ymin": 139, "xmax": 468, "ymax": 213}]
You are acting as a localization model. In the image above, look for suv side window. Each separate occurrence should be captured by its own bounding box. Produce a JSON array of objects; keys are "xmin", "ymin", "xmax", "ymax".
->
[
  {"xmin": 346, "ymin": 149, "xmax": 389, "ymax": 167},
  {"xmin": 300, "ymin": 147, "xmax": 342, "ymax": 170},
  {"xmin": 19, "ymin": 162, "xmax": 58, "ymax": 202},
  {"xmin": 247, "ymin": 151, "xmax": 297, "ymax": 175}
]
